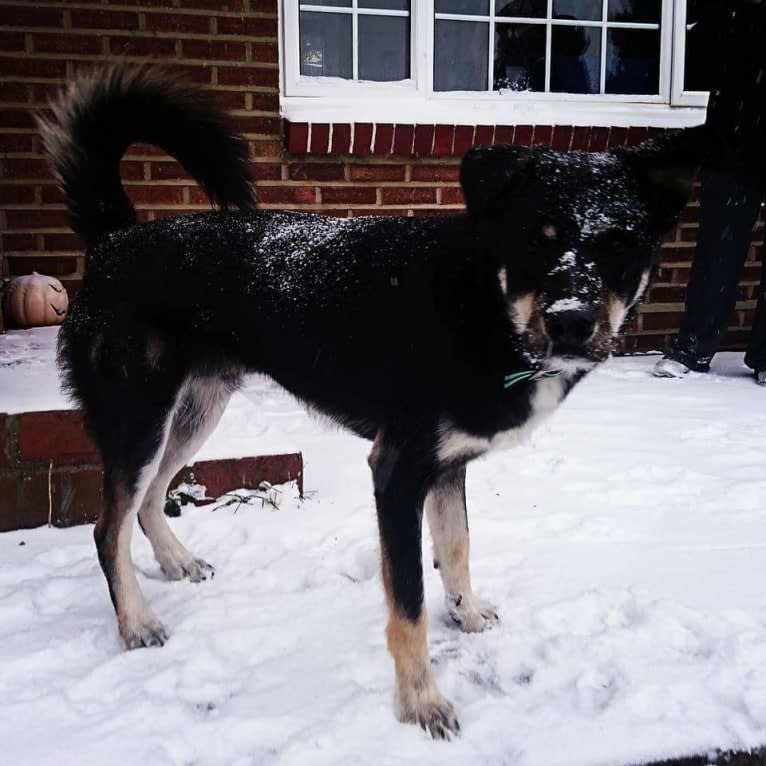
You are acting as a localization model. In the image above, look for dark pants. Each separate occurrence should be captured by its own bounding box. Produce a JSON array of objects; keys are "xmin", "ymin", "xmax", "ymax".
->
[{"xmin": 669, "ymin": 167, "xmax": 766, "ymax": 372}]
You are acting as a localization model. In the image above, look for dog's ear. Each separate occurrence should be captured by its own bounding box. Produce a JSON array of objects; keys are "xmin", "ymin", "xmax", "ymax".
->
[
  {"xmin": 614, "ymin": 125, "xmax": 708, "ymax": 233},
  {"xmin": 460, "ymin": 144, "xmax": 533, "ymax": 221}
]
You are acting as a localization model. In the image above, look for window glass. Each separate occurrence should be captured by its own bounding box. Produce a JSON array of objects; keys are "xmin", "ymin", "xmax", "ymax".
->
[
  {"xmin": 550, "ymin": 25, "xmax": 600, "ymax": 94},
  {"xmin": 495, "ymin": 0, "xmax": 545, "ymax": 18},
  {"xmin": 359, "ymin": 0, "xmax": 409, "ymax": 9},
  {"xmin": 435, "ymin": 1, "xmax": 490, "ymax": 15},
  {"xmin": 298, "ymin": 1, "xmax": 411, "ymax": 82},
  {"xmin": 434, "ymin": 20, "xmax": 489, "ymax": 90},
  {"xmin": 434, "ymin": 1, "xmax": 663, "ymax": 95},
  {"xmin": 608, "ymin": 0, "xmax": 661, "ymax": 23},
  {"xmin": 552, "ymin": 0, "xmax": 602, "ymax": 22},
  {"xmin": 606, "ymin": 28, "xmax": 661, "ymax": 94},
  {"xmin": 294, "ymin": 0, "xmax": 670, "ymax": 99},
  {"xmin": 494, "ymin": 23, "xmax": 545, "ymax": 91},
  {"xmin": 359, "ymin": 15, "xmax": 410, "ymax": 81},
  {"xmin": 300, "ymin": 12, "xmax": 352, "ymax": 78},
  {"xmin": 683, "ymin": 0, "xmax": 710, "ymax": 91}
]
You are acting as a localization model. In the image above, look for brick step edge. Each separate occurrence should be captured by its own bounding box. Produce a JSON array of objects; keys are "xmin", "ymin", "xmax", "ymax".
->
[
  {"xmin": 1, "ymin": 408, "xmax": 303, "ymax": 532},
  {"xmin": 171, "ymin": 454, "xmax": 304, "ymax": 504},
  {"xmin": 0, "ymin": 452, "xmax": 303, "ymax": 532}
]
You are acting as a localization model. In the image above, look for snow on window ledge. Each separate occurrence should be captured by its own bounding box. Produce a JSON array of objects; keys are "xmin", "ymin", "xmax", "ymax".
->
[{"xmin": 281, "ymin": 94, "xmax": 707, "ymax": 136}]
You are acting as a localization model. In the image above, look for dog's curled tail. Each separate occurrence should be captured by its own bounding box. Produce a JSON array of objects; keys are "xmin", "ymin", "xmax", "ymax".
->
[{"xmin": 37, "ymin": 66, "xmax": 255, "ymax": 246}]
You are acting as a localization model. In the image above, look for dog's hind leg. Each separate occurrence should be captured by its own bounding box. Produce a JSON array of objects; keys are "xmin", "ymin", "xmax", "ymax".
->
[
  {"xmin": 137, "ymin": 376, "xmax": 235, "ymax": 582},
  {"xmin": 369, "ymin": 432, "xmax": 460, "ymax": 740},
  {"xmin": 425, "ymin": 465, "xmax": 498, "ymax": 633},
  {"xmin": 98, "ymin": 469, "xmax": 169, "ymax": 649},
  {"xmin": 94, "ymin": 390, "xmax": 182, "ymax": 649}
]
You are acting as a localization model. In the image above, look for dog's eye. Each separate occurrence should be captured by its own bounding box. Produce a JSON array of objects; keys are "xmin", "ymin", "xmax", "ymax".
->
[{"xmin": 591, "ymin": 231, "xmax": 622, "ymax": 249}]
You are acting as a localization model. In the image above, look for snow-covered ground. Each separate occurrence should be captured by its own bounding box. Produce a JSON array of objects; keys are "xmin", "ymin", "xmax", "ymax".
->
[{"xmin": 2, "ymin": 330, "xmax": 766, "ymax": 765}]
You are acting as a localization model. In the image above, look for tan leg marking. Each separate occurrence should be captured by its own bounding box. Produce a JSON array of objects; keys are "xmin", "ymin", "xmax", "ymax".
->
[
  {"xmin": 381, "ymin": 553, "xmax": 459, "ymax": 739},
  {"xmin": 97, "ymin": 481, "xmax": 167, "ymax": 649},
  {"xmin": 425, "ymin": 468, "xmax": 498, "ymax": 633}
]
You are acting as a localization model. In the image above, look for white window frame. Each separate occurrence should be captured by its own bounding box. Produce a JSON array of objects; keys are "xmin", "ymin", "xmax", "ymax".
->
[
  {"xmin": 284, "ymin": 2, "xmax": 418, "ymax": 98},
  {"xmin": 281, "ymin": 0, "xmax": 707, "ymax": 128},
  {"xmin": 670, "ymin": 0, "xmax": 709, "ymax": 108}
]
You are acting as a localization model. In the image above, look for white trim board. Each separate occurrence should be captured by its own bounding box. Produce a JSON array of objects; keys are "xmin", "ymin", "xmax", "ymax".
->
[{"xmin": 281, "ymin": 96, "xmax": 706, "ymax": 129}]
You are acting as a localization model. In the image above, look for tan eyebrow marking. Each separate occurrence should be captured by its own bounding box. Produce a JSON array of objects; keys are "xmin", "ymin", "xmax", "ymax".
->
[{"xmin": 542, "ymin": 224, "xmax": 557, "ymax": 240}]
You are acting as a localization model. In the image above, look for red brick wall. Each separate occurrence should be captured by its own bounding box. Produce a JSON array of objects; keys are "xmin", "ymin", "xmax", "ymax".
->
[
  {"xmin": 0, "ymin": 410, "xmax": 104, "ymax": 530},
  {"xmin": 0, "ymin": 409, "xmax": 303, "ymax": 532},
  {"xmin": 0, "ymin": 0, "xmax": 762, "ymax": 353}
]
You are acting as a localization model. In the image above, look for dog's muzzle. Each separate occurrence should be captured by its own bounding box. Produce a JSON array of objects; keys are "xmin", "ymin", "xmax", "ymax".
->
[{"xmin": 545, "ymin": 307, "xmax": 597, "ymax": 359}]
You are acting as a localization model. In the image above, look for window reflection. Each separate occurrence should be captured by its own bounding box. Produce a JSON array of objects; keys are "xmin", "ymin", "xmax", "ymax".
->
[
  {"xmin": 358, "ymin": 0, "xmax": 409, "ymax": 8},
  {"xmin": 494, "ymin": 23, "xmax": 546, "ymax": 90},
  {"xmin": 435, "ymin": 0, "xmax": 489, "ymax": 14},
  {"xmin": 552, "ymin": 0, "xmax": 601, "ymax": 22},
  {"xmin": 608, "ymin": 0, "xmax": 661, "ymax": 23},
  {"xmin": 300, "ymin": 12, "xmax": 352, "ymax": 78},
  {"xmin": 299, "ymin": 2, "xmax": 411, "ymax": 81},
  {"xmin": 551, "ymin": 22, "xmax": 600, "ymax": 94},
  {"xmin": 495, "ymin": 0, "xmax": 545, "ymax": 18},
  {"xmin": 431, "ymin": 0, "xmax": 665, "ymax": 95},
  {"xmin": 434, "ymin": 19, "xmax": 489, "ymax": 90},
  {"xmin": 606, "ymin": 28, "xmax": 660, "ymax": 94},
  {"xmin": 684, "ymin": 0, "xmax": 713, "ymax": 91},
  {"xmin": 359, "ymin": 15, "xmax": 410, "ymax": 81}
]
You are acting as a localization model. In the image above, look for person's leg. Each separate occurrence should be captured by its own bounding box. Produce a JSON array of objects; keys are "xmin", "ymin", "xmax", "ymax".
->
[
  {"xmin": 663, "ymin": 167, "xmax": 763, "ymax": 372},
  {"xmin": 744, "ymin": 196, "xmax": 766, "ymax": 378}
]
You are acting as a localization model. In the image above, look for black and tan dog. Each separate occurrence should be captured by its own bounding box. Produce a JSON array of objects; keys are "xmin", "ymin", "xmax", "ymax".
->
[{"xmin": 39, "ymin": 67, "xmax": 703, "ymax": 739}]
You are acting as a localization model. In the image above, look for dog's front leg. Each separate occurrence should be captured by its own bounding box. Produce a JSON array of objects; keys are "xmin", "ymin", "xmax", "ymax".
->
[
  {"xmin": 425, "ymin": 464, "xmax": 499, "ymax": 633},
  {"xmin": 369, "ymin": 434, "xmax": 460, "ymax": 740}
]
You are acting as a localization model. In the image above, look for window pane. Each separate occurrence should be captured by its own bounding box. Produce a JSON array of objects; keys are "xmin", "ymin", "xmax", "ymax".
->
[
  {"xmin": 359, "ymin": 0, "xmax": 409, "ymax": 9},
  {"xmin": 606, "ymin": 29, "xmax": 660, "ymax": 94},
  {"xmin": 608, "ymin": 0, "xmax": 661, "ymax": 23},
  {"xmin": 495, "ymin": 0, "xmax": 545, "ymax": 18},
  {"xmin": 300, "ymin": 0, "xmax": 351, "ymax": 6},
  {"xmin": 550, "ymin": 25, "xmax": 600, "ymax": 93},
  {"xmin": 552, "ymin": 0, "xmax": 602, "ymax": 22},
  {"xmin": 358, "ymin": 15, "xmax": 410, "ymax": 81},
  {"xmin": 300, "ymin": 11, "xmax": 352, "ymax": 78},
  {"xmin": 684, "ymin": 0, "xmax": 712, "ymax": 91},
  {"xmin": 435, "ymin": 0, "xmax": 489, "ymax": 15},
  {"xmin": 434, "ymin": 20, "xmax": 488, "ymax": 90},
  {"xmin": 494, "ymin": 23, "xmax": 545, "ymax": 90}
]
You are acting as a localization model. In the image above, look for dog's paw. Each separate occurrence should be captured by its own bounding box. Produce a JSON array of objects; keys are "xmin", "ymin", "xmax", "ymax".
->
[
  {"xmin": 160, "ymin": 552, "xmax": 215, "ymax": 583},
  {"xmin": 447, "ymin": 593, "xmax": 499, "ymax": 633},
  {"xmin": 182, "ymin": 557, "xmax": 215, "ymax": 583},
  {"xmin": 399, "ymin": 693, "xmax": 460, "ymax": 740},
  {"xmin": 418, "ymin": 699, "xmax": 461, "ymax": 740},
  {"xmin": 120, "ymin": 614, "xmax": 169, "ymax": 649}
]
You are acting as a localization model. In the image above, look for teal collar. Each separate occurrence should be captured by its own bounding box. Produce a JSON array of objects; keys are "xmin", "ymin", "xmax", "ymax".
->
[{"xmin": 504, "ymin": 369, "xmax": 562, "ymax": 389}]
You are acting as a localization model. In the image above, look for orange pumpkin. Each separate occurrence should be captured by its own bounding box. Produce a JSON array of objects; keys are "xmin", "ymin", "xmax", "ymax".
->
[{"xmin": 2, "ymin": 272, "xmax": 69, "ymax": 328}]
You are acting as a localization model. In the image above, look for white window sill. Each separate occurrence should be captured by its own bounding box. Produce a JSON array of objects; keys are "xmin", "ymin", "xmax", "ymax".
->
[{"xmin": 281, "ymin": 95, "xmax": 707, "ymax": 129}]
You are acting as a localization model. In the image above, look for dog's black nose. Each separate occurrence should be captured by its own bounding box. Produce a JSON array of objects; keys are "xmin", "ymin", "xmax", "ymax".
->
[{"xmin": 546, "ymin": 307, "xmax": 597, "ymax": 351}]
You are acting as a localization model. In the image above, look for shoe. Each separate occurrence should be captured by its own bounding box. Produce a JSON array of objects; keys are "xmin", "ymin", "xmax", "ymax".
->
[
  {"xmin": 756, "ymin": 370, "xmax": 766, "ymax": 386},
  {"xmin": 653, "ymin": 357, "xmax": 691, "ymax": 378}
]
